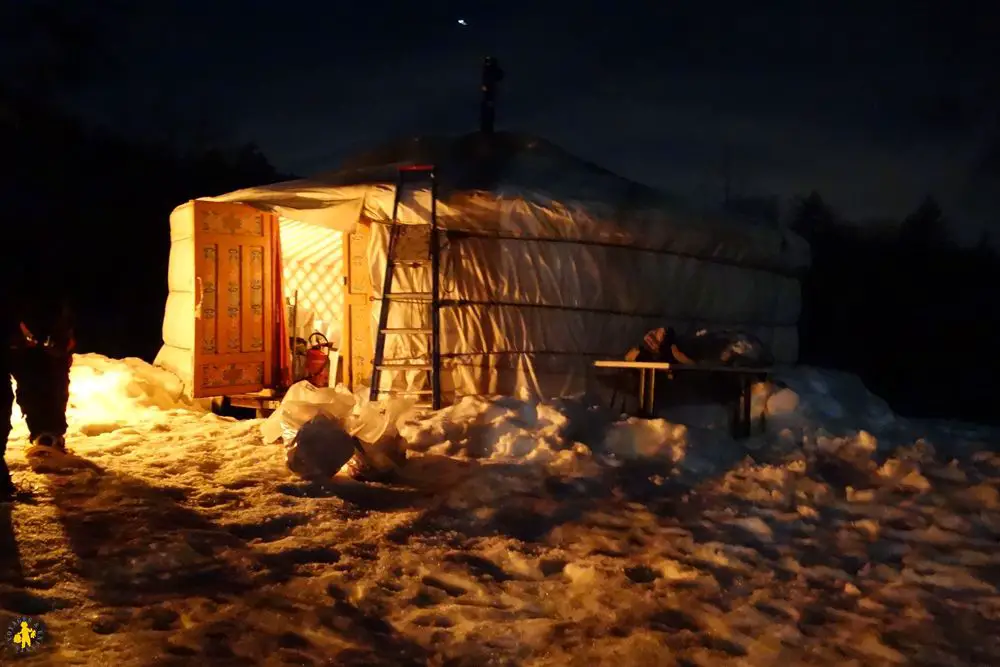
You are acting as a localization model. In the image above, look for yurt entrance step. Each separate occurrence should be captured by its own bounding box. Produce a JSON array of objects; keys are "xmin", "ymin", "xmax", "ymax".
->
[{"xmin": 226, "ymin": 390, "xmax": 284, "ymax": 418}]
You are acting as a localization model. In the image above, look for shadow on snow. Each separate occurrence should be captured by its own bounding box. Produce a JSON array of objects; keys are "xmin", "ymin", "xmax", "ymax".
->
[{"xmin": 17, "ymin": 446, "xmax": 432, "ymax": 666}]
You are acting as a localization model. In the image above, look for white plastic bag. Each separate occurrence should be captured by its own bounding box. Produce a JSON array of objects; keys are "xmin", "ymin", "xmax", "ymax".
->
[
  {"xmin": 342, "ymin": 396, "xmax": 418, "ymax": 480},
  {"xmin": 260, "ymin": 380, "xmax": 356, "ymax": 444},
  {"xmin": 263, "ymin": 380, "xmax": 422, "ymax": 481},
  {"xmin": 347, "ymin": 396, "xmax": 416, "ymax": 444}
]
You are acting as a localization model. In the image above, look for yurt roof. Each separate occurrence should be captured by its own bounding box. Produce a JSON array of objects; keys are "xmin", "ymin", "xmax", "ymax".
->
[
  {"xmin": 319, "ymin": 131, "xmax": 663, "ymax": 201},
  {"xmin": 201, "ymin": 131, "xmax": 810, "ymax": 274}
]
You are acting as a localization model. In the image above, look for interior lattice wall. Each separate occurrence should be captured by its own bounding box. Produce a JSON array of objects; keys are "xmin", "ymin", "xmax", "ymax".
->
[{"xmin": 279, "ymin": 218, "xmax": 344, "ymax": 347}]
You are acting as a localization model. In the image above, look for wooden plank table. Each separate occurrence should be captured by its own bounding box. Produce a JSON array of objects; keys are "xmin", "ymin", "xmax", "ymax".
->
[{"xmin": 592, "ymin": 360, "xmax": 772, "ymax": 438}]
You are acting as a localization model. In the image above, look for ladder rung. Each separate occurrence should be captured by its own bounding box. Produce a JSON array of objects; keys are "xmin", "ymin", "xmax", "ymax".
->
[
  {"xmin": 376, "ymin": 363, "xmax": 434, "ymax": 371},
  {"xmin": 380, "ymin": 327, "xmax": 433, "ymax": 335},
  {"xmin": 383, "ymin": 292, "xmax": 433, "ymax": 301},
  {"xmin": 374, "ymin": 389, "xmax": 434, "ymax": 396},
  {"xmin": 389, "ymin": 259, "xmax": 432, "ymax": 266}
]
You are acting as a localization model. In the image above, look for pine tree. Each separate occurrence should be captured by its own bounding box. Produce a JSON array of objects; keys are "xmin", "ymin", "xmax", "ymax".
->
[{"xmin": 900, "ymin": 195, "xmax": 949, "ymax": 248}]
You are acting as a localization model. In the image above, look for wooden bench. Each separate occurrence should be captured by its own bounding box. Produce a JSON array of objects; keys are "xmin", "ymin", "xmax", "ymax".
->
[{"xmin": 592, "ymin": 360, "xmax": 772, "ymax": 438}]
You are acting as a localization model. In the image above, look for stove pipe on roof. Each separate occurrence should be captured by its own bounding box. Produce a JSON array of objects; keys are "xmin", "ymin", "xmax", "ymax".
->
[{"xmin": 480, "ymin": 56, "xmax": 504, "ymax": 134}]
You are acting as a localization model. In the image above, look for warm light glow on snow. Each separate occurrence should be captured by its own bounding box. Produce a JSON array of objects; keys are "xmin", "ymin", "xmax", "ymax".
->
[
  {"xmin": 66, "ymin": 364, "xmax": 140, "ymax": 422},
  {"xmin": 2, "ymin": 354, "xmax": 999, "ymax": 664}
]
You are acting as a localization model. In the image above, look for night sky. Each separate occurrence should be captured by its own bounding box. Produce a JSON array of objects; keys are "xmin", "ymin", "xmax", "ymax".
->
[{"xmin": 9, "ymin": 1, "xmax": 1000, "ymax": 241}]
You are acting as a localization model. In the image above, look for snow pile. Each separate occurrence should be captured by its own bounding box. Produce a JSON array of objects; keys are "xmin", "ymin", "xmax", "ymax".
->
[
  {"xmin": 390, "ymin": 365, "xmax": 915, "ymax": 476},
  {"xmin": 258, "ymin": 362, "xmax": 948, "ymax": 489},
  {"xmin": 601, "ymin": 417, "xmax": 690, "ymax": 463},
  {"xmin": 65, "ymin": 353, "xmax": 203, "ymax": 419},
  {"xmin": 401, "ymin": 396, "xmax": 573, "ymax": 461},
  {"xmin": 399, "ymin": 396, "xmax": 707, "ymax": 465},
  {"xmin": 766, "ymin": 366, "xmax": 899, "ymax": 438},
  {"xmin": 10, "ymin": 353, "xmax": 204, "ymax": 439}
]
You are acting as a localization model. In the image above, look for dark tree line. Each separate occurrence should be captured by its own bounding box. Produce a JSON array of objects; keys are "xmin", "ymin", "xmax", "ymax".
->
[
  {"xmin": 3, "ymin": 97, "xmax": 286, "ymax": 361},
  {"xmin": 2, "ymin": 2, "xmax": 289, "ymax": 360},
  {"xmin": 791, "ymin": 192, "xmax": 1000, "ymax": 424}
]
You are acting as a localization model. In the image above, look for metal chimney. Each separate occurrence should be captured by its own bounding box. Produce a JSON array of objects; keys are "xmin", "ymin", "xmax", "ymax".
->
[{"xmin": 480, "ymin": 56, "xmax": 504, "ymax": 134}]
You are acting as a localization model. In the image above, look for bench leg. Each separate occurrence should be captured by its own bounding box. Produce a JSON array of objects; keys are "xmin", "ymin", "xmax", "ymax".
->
[
  {"xmin": 637, "ymin": 369, "xmax": 646, "ymax": 416},
  {"xmin": 636, "ymin": 369, "xmax": 657, "ymax": 418},
  {"xmin": 645, "ymin": 369, "xmax": 656, "ymax": 417},
  {"xmin": 730, "ymin": 377, "xmax": 753, "ymax": 439},
  {"xmin": 758, "ymin": 375, "xmax": 767, "ymax": 435},
  {"xmin": 741, "ymin": 376, "xmax": 752, "ymax": 438},
  {"xmin": 638, "ymin": 368, "xmax": 650, "ymax": 419},
  {"xmin": 730, "ymin": 389, "xmax": 740, "ymax": 438},
  {"xmin": 609, "ymin": 387, "xmax": 627, "ymax": 416}
]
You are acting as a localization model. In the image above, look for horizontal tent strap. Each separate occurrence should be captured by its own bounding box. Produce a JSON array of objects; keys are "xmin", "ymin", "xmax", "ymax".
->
[
  {"xmin": 368, "ymin": 219, "xmax": 803, "ymax": 278},
  {"xmin": 372, "ymin": 297, "xmax": 795, "ymax": 328}
]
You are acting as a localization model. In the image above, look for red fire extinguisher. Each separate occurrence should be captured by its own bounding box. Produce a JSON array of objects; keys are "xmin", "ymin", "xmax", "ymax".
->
[{"xmin": 304, "ymin": 332, "xmax": 332, "ymax": 387}]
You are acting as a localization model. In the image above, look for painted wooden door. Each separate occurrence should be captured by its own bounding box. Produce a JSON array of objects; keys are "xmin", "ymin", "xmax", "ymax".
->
[
  {"xmin": 192, "ymin": 201, "xmax": 275, "ymax": 398},
  {"xmin": 342, "ymin": 220, "xmax": 373, "ymax": 391}
]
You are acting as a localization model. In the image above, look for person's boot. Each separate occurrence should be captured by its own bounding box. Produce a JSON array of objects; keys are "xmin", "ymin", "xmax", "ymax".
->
[{"xmin": 32, "ymin": 433, "xmax": 66, "ymax": 451}]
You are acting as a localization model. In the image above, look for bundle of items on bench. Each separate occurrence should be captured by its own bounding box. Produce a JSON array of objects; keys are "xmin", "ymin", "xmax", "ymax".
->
[{"xmin": 593, "ymin": 327, "xmax": 774, "ymax": 438}]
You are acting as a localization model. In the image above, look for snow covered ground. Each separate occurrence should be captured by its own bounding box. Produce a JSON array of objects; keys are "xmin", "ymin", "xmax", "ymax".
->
[{"xmin": 2, "ymin": 354, "xmax": 1000, "ymax": 666}]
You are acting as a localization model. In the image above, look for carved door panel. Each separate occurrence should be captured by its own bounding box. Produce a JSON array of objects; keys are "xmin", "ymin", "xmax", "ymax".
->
[{"xmin": 192, "ymin": 201, "xmax": 274, "ymax": 397}]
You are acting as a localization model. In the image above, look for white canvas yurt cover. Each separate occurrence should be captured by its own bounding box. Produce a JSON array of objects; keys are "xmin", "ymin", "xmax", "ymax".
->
[{"xmin": 155, "ymin": 132, "xmax": 809, "ymax": 401}]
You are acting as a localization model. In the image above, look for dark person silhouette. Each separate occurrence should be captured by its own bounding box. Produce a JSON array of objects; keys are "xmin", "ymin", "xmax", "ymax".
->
[{"xmin": 0, "ymin": 288, "xmax": 75, "ymax": 499}]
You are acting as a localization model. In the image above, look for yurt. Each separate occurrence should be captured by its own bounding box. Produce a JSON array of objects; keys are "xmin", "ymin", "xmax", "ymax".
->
[{"xmin": 153, "ymin": 132, "xmax": 810, "ymax": 404}]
